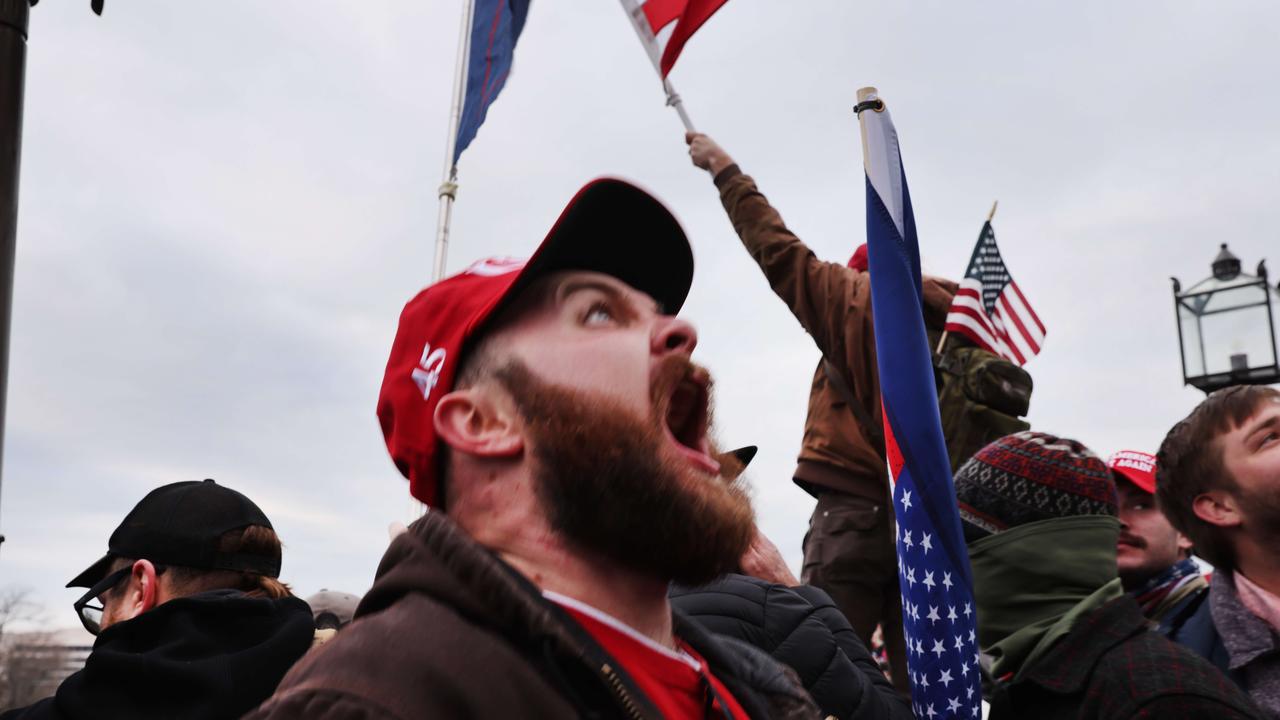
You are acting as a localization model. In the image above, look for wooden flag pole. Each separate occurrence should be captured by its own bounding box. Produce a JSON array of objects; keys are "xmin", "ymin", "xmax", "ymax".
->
[
  {"xmin": 432, "ymin": 0, "xmax": 476, "ymax": 284},
  {"xmin": 935, "ymin": 200, "xmax": 999, "ymax": 355}
]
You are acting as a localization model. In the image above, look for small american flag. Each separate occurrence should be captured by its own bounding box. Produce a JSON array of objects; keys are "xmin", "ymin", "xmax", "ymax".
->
[
  {"xmin": 944, "ymin": 221, "xmax": 1045, "ymax": 365},
  {"xmin": 857, "ymin": 87, "xmax": 983, "ymax": 720}
]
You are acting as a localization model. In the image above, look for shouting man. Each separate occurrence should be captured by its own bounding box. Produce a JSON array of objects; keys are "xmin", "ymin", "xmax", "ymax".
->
[{"xmin": 248, "ymin": 179, "xmax": 819, "ymax": 719}]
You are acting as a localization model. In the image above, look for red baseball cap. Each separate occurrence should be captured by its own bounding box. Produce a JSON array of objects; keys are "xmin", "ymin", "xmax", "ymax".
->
[
  {"xmin": 1107, "ymin": 450, "xmax": 1157, "ymax": 495},
  {"xmin": 377, "ymin": 178, "xmax": 693, "ymax": 506}
]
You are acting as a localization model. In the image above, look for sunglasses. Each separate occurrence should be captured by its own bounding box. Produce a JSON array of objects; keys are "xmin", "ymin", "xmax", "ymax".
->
[{"xmin": 73, "ymin": 564, "xmax": 166, "ymax": 635}]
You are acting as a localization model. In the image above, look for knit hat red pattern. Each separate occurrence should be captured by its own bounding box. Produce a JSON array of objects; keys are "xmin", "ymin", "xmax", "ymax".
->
[{"xmin": 954, "ymin": 431, "xmax": 1118, "ymax": 539}]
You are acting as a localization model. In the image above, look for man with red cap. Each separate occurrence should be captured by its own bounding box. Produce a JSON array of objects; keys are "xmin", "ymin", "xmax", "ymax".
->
[
  {"xmin": 1109, "ymin": 450, "xmax": 1209, "ymax": 640},
  {"xmin": 686, "ymin": 132, "xmax": 956, "ymax": 693},
  {"xmin": 247, "ymin": 179, "xmax": 820, "ymax": 719}
]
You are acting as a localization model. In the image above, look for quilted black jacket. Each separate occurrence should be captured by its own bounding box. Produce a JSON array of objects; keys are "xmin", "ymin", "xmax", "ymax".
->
[{"xmin": 671, "ymin": 574, "xmax": 912, "ymax": 720}]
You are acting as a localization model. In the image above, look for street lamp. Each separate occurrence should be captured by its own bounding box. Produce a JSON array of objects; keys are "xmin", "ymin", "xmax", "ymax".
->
[
  {"xmin": 0, "ymin": 0, "xmax": 103, "ymax": 553},
  {"xmin": 1171, "ymin": 244, "xmax": 1280, "ymax": 394}
]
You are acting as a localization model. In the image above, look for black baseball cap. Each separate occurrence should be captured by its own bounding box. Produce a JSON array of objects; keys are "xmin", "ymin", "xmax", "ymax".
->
[{"xmin": 66, "ymin": 479, "xmax": 280, "ymax": 589}]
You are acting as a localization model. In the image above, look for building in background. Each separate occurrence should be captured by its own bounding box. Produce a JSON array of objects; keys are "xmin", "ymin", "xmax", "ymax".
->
[{"xmin": 0, "ymin": 628, "xmax": 93, "ymax": 711}]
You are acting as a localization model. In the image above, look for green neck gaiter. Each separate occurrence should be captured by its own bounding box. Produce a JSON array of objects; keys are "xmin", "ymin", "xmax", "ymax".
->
[{"xmin": 968, "ymin": 515, "xmax": 1124, "ymax": 680}]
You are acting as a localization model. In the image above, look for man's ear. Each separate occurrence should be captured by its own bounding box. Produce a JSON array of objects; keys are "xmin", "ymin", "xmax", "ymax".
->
[
  {"xmin": 1192, "ymin": 490, "xmax": 1242, "ymax": 530},
  {"xmin": 434, "ymin": 387, "xmax": 524, "ymax": 460},
  {"xmin": 118, "ymin": 559, "xmax": 161, "ymax": 622}
]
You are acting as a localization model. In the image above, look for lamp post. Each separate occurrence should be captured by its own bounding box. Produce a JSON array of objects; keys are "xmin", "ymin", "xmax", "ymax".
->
[
  {"xmin": 0, "ymin": 0, "xmax": 33, "ymax": 553},
  {"xmin": 1171, "ymin": 243, "xmax": 1280, "ymax": 394},
  {"xmin": 0, "ymin": 0, "xmax": 100, "ymax": 552}
]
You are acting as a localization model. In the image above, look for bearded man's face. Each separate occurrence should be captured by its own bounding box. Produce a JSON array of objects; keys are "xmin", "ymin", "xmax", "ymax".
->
[{"xmin": 495, "ymin": 357, "xmax": 755, "ymax": 586}]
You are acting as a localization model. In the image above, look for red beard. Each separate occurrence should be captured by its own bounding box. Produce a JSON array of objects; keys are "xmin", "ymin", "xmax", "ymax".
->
[{"xmin": 494, "ymin": 358, "xmax": 755, "ymax": 586}]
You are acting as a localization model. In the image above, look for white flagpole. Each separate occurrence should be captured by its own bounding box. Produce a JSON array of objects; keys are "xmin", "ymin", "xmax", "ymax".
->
[
  {"xmin": 433, "ymin": 0, "xmax": 476, "ymax": 284},
  {"xmin": 619, "ymin": 0, "xmax": 696, "ymax": 132},
  {"xmin": 417, "ymin": 0, "xmax": 475, "ymax": 519}
]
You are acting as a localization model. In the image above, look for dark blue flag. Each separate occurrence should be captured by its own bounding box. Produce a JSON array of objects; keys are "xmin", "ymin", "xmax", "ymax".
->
[
  {"xmin": 454, "ymin": 0, "xmax": 531, "ymax": 164},
  {"xmin": 857, "ymin": 87, "xmax": 983, "ymax": 719}
]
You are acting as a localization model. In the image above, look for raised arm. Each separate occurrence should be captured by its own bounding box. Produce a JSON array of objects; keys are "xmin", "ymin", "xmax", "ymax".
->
[{"xmin": 686, "ymin": 132, "xmax": 873, "ymax": 373}]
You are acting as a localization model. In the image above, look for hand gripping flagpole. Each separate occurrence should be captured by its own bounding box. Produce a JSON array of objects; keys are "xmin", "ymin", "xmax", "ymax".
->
[
  {"xmin": 619, "ymin": 0, "xmax": 696, "ymax": 132},
  {"xmin": 433, "ymin": 0, "xmax": 476, "ymax": 284}
]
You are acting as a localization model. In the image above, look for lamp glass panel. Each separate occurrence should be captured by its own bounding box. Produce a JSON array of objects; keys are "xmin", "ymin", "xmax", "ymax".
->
[
  {"xmin": 1199, "ymin": 281, "xmax": 1269, "ymax": 315},
  {"xmin": 1178, "ymin": 302, "xmax": 1205, "ymax": 379},
  {"xmin": 1198, "ymin": 301, "xmax": 1276, "ymax": 376}
]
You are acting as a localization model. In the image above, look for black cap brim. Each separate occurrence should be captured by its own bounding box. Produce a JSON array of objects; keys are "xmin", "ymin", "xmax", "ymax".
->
[
  {"xmin": 66, "ymin": 553, "xmax": 114, "ymax": 589},
  {"xmin": 729, "ymin": 445, "xmax": 758, "ymax": 468},
  {"xmin": 511, "ymin": 178, "xmax": 694, "ymax": 317}
]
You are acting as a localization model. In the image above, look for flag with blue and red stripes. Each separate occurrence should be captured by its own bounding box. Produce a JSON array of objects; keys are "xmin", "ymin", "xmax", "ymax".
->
[
  {"xmin": 454, "ymin": 0, "xmax": 531, "ymax": 163},
  {"xmin": 857, "ymin": 87, "xmax": 983, "ymax": 719}
]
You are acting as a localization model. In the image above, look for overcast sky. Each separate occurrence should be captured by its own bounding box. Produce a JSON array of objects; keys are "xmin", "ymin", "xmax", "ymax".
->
[{"xmin": 2, "ymin": 1, "xmax": 1278, "ymax": 630}]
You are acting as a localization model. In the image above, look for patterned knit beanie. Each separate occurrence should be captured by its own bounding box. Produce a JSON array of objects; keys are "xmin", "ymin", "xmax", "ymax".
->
[{"xmin": 954, "ymin": 431, "xmax": 1118, "ymax": 541}]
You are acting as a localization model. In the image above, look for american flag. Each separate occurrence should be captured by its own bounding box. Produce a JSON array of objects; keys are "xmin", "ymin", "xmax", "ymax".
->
[
  {"xmin": 857, "ymin": 87, "xmax": 983, "ymax": 719},
  {"xmin": 944, "ymin": 222, "xmax": 1045, "ymax": 365}
]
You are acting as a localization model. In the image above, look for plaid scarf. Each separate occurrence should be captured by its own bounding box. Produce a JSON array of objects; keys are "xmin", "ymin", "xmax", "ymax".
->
[{"xmin": 1129, "ymin": 557, "xmax": 1201, "ymax": 617}]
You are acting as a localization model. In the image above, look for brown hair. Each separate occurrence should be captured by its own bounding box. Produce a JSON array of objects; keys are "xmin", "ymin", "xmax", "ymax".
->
[
  {"xmin": 1156, "ymin": 385, "xmax": 1280, "ymax": 569},
  {"xmin": 110, "ymin": 525, "xmax": 293, "ymax": 600}
]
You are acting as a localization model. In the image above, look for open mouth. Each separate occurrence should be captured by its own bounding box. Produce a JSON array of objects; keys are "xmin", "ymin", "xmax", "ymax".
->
[{"xmin": 661, "ymin": 372, "xmax": 720, "ymax": 475}]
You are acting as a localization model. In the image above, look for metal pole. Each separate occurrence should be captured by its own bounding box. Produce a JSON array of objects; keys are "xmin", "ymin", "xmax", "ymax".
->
[
  {"xmin": 0, "ymin": 0, "xmax": 32, "ymax": 551},
  {"xmin": 417, "ymin": 0, "xmax": 474, "ymax": 519},
  {"xmin": 432, "ymin": 0, "xmax": 474, "ymax": 284},
  {"xmin": 1170, "ymin": 280, "xmax": 1190, "ymax": 388},
  {"xmin": 1262, "ymin": 278, "xmax": 1278, "ymax": 371},
  {"xmin": 663, "ymin": 78, "xmax": 695, "ymax": 133},
  {"xmin": 1195, "ymin": 312, "xmax": 1207, "ymax": 385},
  {"xmin": 619, "ymin": 0, "xmax": 696, "ymax": 132}
]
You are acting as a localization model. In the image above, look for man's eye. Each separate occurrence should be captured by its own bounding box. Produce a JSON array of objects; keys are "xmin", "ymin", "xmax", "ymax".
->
[{"xmin": 583, "ymin": 303, "xmax": 614, "ymax": 325}]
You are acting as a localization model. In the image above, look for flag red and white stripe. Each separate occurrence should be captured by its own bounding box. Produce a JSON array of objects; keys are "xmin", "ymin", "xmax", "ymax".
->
[
  {"xmin": 619, "ymin": 0, "xmax": 730, "ymax": 77},
  {"xmin": 944, "ymin": 221, "xmax": 1046, "ymax": 365}
]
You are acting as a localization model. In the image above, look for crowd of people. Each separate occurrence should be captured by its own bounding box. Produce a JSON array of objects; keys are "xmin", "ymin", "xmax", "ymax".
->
[{"xmin": 2, "ymin": 132, "xmax": 1277, "ymax": 719}]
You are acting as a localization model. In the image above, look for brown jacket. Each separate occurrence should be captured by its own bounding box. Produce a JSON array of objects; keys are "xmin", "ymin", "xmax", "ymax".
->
[
  {"xmin": 246, "ymin": 511, "xmax": 821, "ymax": 720},
  {"xmin": 715, "ymin": 166, "xmax": 956, "ymax": 500}
]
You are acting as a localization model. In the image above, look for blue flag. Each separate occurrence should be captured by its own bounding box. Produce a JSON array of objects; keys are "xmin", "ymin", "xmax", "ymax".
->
[
  {"xmin": 857, "ymin": 87, "xmax": 983, "ymax": 719},
  {"xmin": 454, "ymin": 0, "xmax": 531, "ymax": 164}
]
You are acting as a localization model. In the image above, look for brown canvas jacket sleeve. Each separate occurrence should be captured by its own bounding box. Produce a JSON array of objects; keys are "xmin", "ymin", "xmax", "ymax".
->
[
  {"xmin": 714, "ymin": 165, "xmax": 885, "ymax": 471},
  {"xmin": 714, "ymin": 165, "xmax": 873, "ymax": 375},
  {"xmin": 712, "ymin": 166, "xmax": 958, "ymax": 482}
]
